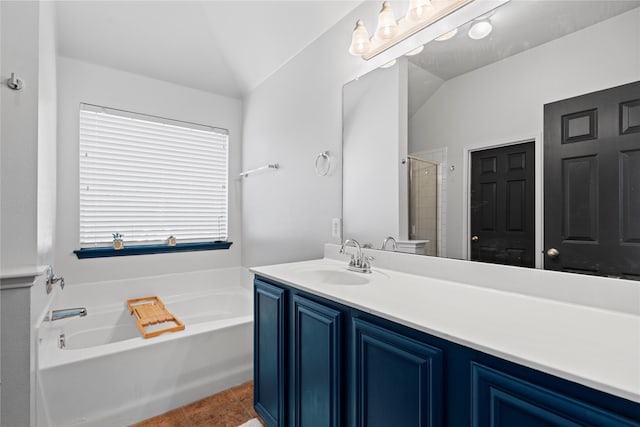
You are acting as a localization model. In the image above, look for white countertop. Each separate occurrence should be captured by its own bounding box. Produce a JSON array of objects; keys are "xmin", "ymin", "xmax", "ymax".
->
[{"xmin": 251, "ymin": 257, "xmax": 640, "ymax": 404}]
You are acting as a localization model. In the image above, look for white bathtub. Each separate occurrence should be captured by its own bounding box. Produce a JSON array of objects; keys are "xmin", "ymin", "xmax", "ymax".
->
[{"xmin": 35, "ymin": 267, "xmax": 254, "ymax": 427}]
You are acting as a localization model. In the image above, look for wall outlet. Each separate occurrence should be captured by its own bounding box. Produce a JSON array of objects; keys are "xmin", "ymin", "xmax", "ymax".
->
[{"xmin": 331, "ymin": 218, "xmax": 342, "ymax": 239}]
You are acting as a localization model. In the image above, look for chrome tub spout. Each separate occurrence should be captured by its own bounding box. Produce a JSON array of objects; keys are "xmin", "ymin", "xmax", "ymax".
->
[{"xmin": 47, "ymin": 307, "xmax": 87, "ymax": 321}]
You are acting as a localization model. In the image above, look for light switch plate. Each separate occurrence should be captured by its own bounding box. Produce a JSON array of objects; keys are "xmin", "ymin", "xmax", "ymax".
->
[{"xmin": 331, "ymin": 218, "xmax": 342, "ymax": 239}]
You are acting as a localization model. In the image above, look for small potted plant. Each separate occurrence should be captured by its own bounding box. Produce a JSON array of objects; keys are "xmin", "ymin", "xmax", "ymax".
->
[{"xmin": 112, "ymin": 232, "xmax": 124, "ymax": 250}]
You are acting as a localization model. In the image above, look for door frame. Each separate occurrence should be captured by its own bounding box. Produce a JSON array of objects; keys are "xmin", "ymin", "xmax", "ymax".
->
[{"xmin": 461, "ymin": 134, "xmax": 543, "ymax": 268}]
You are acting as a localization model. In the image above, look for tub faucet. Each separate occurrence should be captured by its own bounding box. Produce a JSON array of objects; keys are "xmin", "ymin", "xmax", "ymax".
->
[
  {"xmin": 381, "ymin": 236, "xmax": 397, "ymax": 251},
  {"xmin": 45, "ymin": 266, "xmax": 64, "ymax": 294},
  {"xmin": 339, "ymin": 239, "xmax": 372, "ymax": 273},
  {"xmin": 46, "ymin": 307, "xmax": 87, "ymax": 321}
]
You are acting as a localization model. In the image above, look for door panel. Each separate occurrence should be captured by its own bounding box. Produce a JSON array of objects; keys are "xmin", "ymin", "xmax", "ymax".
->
[
  {"xmin": 506, "ymin": 180, "xmax": 525, "ymax": 231},
  {"xmin": 254, "ymin": 280, "xmax": 287, "ymax": 427},
  {"xmin": 471, "ymin": 142, "xmax": 535, "ymax": 267},
  {"xmin": 620, "ymin": 100, "xmax": 640, "ymax": 135},
  {"xmin": 292, "ymin": 295, "xmax": 342, "ymax": 427},
  {"xmin": 544, "ymin": 80, "xmax": 640, "ymax": 279},
  {"xmin": 561, "ymin": 155, "xmax": 598, "ymax": 241},
  {"xmin": 471, "ymin": 363, "xmax": 639, "ymax": 427},
  {"xmin": 620, "ymin": 150, "xmax": 640, "ymax": 243},
  {"xmin": 352, "ymin": 318, "xmax": 443, "ymax": 427}
]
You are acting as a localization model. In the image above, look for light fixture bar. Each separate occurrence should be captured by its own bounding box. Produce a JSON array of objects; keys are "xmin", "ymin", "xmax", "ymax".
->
[{"xmin": 361, "ymin": 0, "xmax": 474, "ymax": 60}]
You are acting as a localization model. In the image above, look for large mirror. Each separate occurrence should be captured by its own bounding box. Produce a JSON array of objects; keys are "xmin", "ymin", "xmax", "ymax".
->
[{"xmin": 343, "ymin": 0, "xmax": 640, "ymax": 277}]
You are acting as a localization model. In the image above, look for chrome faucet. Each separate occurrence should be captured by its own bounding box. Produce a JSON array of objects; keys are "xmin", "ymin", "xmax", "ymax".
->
[
  {"xmin": 381, "ymin": 236, "xmax": 397, "ymax": 251},
  {"xmin": 339, "ymin": 239, "xmax": 373, "ymax": 273},
  {"xmin": 46, "ymin": 308, "xmax": 87, "ymax": 321}
]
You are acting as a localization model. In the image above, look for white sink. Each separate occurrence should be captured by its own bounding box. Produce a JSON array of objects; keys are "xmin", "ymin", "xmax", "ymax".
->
[{"xmin": 294, "ymin": 268, "xmax": 372, "ymax": 286}]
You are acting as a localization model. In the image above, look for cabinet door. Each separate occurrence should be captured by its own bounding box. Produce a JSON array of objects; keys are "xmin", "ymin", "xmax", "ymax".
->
[
  {"xmin": 292, "ymin": 295, "xmax": 343, "ymax": 427},
  {"xmin": 352, "ymin": 318, "xmax": 443, "ymax": 427},
  {"xmin": 254, "ymin": 279, "xmax": 287, "ymax": 427},
  {"xmin": 471, "ymin": 362, "xmax": 639, "ymax": 427}
]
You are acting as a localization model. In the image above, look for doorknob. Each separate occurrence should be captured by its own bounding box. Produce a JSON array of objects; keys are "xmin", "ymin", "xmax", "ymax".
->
[
  {"xmin": 471, "ymin": 235, "xmax": 479, "ymax": 242},
  {"xmin": 546, "ymin": 248, "xmax": 560, "ymax": 258}
]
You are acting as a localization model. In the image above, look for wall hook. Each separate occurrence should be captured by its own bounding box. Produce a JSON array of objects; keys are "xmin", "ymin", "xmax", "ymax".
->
[{"xmin": 6, "ymin": 73, "xmax": 24, "ymax": 90}]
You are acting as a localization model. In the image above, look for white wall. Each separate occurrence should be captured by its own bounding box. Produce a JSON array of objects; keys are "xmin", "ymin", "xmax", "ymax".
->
[
  {"xmin": 241, "ymin": 1, "xmax": 390, "ymax": 267},
  {"xmin": 1, "ymin": 1, "xmax": 39, "ymax": 274},
  {"xmin": 343, "ymin": 61, "xmax": 408, "ymax": 247},
  {"xmin": 0, "ymin": 2, "xmax": 55, "ymax": 425},
  {"xmin": 241, "ymin": 16, "xmax": 353, "ymax": 267},
  {"xmin": 55, "ymin": 57, "xmax": 243, "ymax": 284},
  {"xmin": 409, "ymin": 8, "xmax": 640, "ymax": 259},
  {"xmin": 1, "ymin": 3, "xmax": 40, "ymax": 424}
]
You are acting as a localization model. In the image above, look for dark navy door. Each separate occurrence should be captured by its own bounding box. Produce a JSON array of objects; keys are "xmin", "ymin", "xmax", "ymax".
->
[
  {"xmin": 254, "ymin": 280, "xmax": 287, "ymax": 427},
  {"xmin": 352, "ymin": 318, "xmax": 443, "ymax": 427},
  {"xmin": 292, "ymin": 295, "xmax": 343, "ymax": 427}
]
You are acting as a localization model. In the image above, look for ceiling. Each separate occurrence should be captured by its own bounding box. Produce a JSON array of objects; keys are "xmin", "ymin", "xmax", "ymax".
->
[
  {"xmin": 55, "ymin": 1, "xmax": 362, "ymax": 99},
  {"xmin": 408, "ymin": 0, "xmax": 640, "ymax": 117}
]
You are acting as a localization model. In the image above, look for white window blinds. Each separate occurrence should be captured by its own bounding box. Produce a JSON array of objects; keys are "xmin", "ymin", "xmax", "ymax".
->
[{"xmin": 79, "ymin": 104, "xmax": 228, "ymax": 246}]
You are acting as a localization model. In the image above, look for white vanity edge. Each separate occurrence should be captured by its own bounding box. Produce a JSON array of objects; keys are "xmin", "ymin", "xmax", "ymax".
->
[
  {"xmin": 324, "ymin": 244, "xmax": 640, "ymax": 315},
  {"xmin": 250, "ymin": 246, "xmax": 640, "ymax": 404}
]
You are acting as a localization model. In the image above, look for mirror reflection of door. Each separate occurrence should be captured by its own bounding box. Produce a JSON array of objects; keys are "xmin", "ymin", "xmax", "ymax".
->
[
  {"xmin": 470, "ymin": 142, "xmax": 536, "ymax": 267},
  {"xmin": 544, "ymin": 80, "xmax": 640, "ymax": 279}
]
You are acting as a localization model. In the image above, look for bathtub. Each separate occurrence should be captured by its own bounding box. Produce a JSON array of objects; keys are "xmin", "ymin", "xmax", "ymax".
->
[{"xmin": 36, "ymin": 267, "xmax": 254, "ymax": 427}]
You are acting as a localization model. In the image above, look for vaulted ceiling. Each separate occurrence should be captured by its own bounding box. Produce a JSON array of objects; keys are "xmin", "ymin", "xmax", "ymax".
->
[{"xmin": 56, "ymin": 1, "xmax": 362, "ymax": 99}]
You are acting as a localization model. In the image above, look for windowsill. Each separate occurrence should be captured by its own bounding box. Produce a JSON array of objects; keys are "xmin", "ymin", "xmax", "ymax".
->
[{"xmin": 73, "ymin": 241, "xmax": 232, "ymax": 259}]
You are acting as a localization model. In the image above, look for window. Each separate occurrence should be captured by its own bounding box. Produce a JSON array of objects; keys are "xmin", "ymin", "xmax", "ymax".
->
[{"xmin": 79, "ymin": 103, "xmax": 228, "ymax": 248}]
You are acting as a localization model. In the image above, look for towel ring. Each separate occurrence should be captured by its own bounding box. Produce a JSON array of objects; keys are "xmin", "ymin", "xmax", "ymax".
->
[{"xmin": 315, "ymin": 151, "xmax": 331, "ymax": 176}]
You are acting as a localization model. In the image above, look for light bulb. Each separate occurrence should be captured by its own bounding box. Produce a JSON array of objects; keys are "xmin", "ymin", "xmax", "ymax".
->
[
  {"xmin": 405, "ymin": 45, "xmax": 424, "ymax": 56},
  {"xmin": 375, "ymin": 2, "xmax": 399, "ymax": 40},
  {"xmin": 435, "ymin": 28, "xmax": 457, "ymax": 41},
  {"xmin": 468, "ymin": 21, "xmax": 492, "ymax": 40},
  {"xmin": 407, "ymin": 0, "xmax": 433, "ymax": 22},
  {"xmin": 349, "ymin": 20, "xmax": 371, "ymax": 56}
]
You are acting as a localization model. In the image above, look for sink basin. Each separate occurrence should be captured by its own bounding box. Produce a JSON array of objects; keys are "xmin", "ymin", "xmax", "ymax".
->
[{"xmin": 295, "ymin": 268, "xmax": 371, "ymax": 286}]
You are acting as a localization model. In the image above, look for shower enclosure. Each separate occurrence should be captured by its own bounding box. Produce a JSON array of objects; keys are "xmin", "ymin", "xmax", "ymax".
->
[{"xmin": 407, "ymin": 156, "xmax": 439, "ymax": 256}]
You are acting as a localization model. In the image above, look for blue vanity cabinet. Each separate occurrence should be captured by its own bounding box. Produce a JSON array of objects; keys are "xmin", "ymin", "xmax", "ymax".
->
[
  {"xmin": 254, "ymin": 278, "xmax": 346, "ymax": 427},
  {"xmin": 291, "ymin": 295, "xmax": 343, "ymax": 427},
  {"xmin": 253, "ymin": 275, "xmax": 640, "ymax": 427},
  {"xmin": 351, "ymin": 318, "xmax": 443, "ymax": 427},
  {"xmin": 254, "ymin": 279, "xmax": 287, "ymax": 427}
]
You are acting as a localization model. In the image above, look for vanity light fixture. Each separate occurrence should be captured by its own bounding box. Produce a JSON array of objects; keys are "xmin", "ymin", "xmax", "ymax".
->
[
  {"xmin": 348, "ymin": 0, "xmax": 473, "ymax": 60},
  {"xmin": 468, "ymin": 20, "xmax": 492, "ymax": 39}
]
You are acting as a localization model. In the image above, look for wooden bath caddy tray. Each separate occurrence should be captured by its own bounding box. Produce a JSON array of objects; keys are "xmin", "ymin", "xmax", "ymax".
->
[{"xmin": 126, "ymin": 296, "xmax": 185, "ymax": 339}]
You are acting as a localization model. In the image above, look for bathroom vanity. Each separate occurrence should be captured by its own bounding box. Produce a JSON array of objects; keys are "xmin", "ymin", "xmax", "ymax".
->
[{"xmin": 251, "ymin": 248, "xmax": 640, "ymax": 427}]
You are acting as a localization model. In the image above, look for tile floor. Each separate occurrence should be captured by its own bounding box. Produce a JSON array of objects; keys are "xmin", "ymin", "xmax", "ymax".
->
[{"xmin": 133, "ymin": 381, "xmax": 264, "ymax": 427}]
